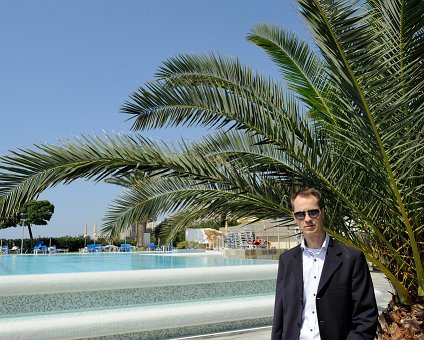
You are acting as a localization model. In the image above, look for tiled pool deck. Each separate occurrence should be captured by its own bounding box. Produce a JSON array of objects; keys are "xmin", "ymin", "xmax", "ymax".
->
[{"xmin": 0, "ymin": 264, "xmax": 278, "ymax": 339}]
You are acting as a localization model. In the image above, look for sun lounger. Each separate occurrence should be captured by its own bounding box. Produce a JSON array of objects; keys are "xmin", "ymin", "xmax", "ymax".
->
[
  {"xmin": 87, "ymin": 244, "xmax": 103, "ymax": 252},
  {"xmin": 119, "ymin": 244, "xmax": 131, "ymax": 252},
  {"xmin": 147, "ymin": 243, "xmax": 156, "ymax": 250},
  {"xmin": 10, "ymin": 245, "xmax": 19, "ymax": 253},
  {"xmin": 33, "ymin": 241, "xmax": 48, "ymax": 254},
  {"xmin": 104, "ymin": 245, "xmax": 118, "ymax": 252}
]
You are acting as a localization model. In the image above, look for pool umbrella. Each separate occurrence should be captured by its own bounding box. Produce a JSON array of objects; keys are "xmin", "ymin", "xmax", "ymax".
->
[
  {"xmin": 83, "ymin": 224, "xmax": 88, "ymax": 247},
  {"xmin": 93, "ymin": 222, "xmax": 97, "ymax": 245},
  {"xmin": 204, "ymin": 228, "xmax": 223, "ymax": 250}
]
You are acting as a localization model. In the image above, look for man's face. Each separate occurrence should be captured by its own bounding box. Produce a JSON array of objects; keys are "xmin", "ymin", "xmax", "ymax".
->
[{"xmin": 292, "ymin": 194, "xmax": 325, "ymax": 238}]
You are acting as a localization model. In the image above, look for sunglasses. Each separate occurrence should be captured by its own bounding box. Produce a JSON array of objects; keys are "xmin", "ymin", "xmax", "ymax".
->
[{"xmin": 293, "ymin": 209, "xmax": 321, "ymax": 220}]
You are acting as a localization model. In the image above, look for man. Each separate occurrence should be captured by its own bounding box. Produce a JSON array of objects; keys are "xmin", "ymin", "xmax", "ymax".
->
[{"xmin": 272, "ymin": 188, "xmax": 378, "ymax": 340}]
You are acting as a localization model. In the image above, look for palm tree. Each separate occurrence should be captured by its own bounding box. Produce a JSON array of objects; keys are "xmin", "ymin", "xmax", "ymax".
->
[
  {"xmin": 0, "ymin": 0, "xmax": 422, "ymax": 337},
  {"xmin": 105, "ymin": 173, "xmax": 154, "ymax": 247}
]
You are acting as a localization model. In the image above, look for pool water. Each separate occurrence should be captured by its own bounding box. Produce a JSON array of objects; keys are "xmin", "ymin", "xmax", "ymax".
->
[{"xmin": 0, "ymin": 253, "xmax": 274, "ymax": 276}]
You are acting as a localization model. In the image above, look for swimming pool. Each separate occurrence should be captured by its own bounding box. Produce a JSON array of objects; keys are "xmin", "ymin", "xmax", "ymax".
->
[
  {"xmin": 0, "ymin": 263, "xmax": 278, "ymax": 339},
  {"xmin": 0, "ymin": 252, "xmax": 275, "ymax": 276},
  {"xmin": 0, "ymin": 252, "xmax": 278, "ymax": 338}
]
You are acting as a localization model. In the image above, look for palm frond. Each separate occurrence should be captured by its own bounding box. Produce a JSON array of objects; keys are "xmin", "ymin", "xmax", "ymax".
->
[{"xmin": 0, "ymin": 0, "xmax": 422, "ymax": 302}]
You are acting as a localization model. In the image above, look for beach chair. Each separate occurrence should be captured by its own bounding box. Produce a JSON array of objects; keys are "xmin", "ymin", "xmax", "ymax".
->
[
  {"xmin": 147, "ymin": 243, "xmax": 156, "ymax": 251},
  {"xmin": 87, "ymin": 244, "xmax": 102, "ymax": 252},
  {"xmin": 119, "ymin": 244, "xmax": 131, "ymax": 252},
  {"xmin": 87, "ymin": 244, "xmax": 96, "ymax": 252},
  {"xmin": 10, "ymin": 245, "xmax": 20, "ymax": 253},
  {"xmin": 104, "ymin": 244, "xmax": 117, "ymax": 252},
  {"xmin": 48, "ymin": 245, "xmax": 57, "ymax": 254},
  {"xmin": 33, "ymin": 241, "xmax": 48, "ymax": 254},
  {"xmin": 1, "ymin": 245, "xmax": 9, "ymax": 254}
]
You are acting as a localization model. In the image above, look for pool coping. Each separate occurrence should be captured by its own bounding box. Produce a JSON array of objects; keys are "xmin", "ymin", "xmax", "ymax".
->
[
  {"xmin": 0, "ymin": 264, "xmax": 279, "ymax": 296},
  {"xmin": 0, "ymin": 296, "xmax": 275, "ymax": 339}
]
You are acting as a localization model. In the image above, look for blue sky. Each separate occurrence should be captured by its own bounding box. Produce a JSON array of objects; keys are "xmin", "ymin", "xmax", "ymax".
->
[{"xmin": 0, "ymin": 0, "xmax": 311, "ymax": 239}]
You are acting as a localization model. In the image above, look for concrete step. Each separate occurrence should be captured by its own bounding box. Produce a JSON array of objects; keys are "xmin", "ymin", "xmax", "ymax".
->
[
  {"xmin": 0, "ymin": 265, "xmax": 278, "ymax": 317},
  {"xmin": 0, "ymin": 295, "xmax": 275, "ymax": 340}
]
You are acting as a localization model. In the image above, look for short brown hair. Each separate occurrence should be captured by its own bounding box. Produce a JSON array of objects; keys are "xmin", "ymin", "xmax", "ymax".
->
[{"xmin": 291, "ymin": 188, "xmax": 324, "ymax": 209}]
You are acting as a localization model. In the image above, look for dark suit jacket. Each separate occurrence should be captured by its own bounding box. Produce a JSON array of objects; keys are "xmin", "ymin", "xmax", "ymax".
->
[{"xmin": 271, "ymin": 237, "xmax": 378, "ymax": 340}]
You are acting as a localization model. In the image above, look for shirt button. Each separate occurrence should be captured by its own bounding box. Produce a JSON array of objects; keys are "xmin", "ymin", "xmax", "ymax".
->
[
  {"xmin": 312, "ymin": 311, "xmax": 315, "ymax": 314},
  {"xmin": 314, "ymin": 259, "xmax": 317, "ymax": 262},
  {"xmin": 314, "ymin": 276, "xmax": 316, "ymax": 279},
  {"xmin": 310, "ymin": 329, "xmax": 313, "ymax": 332}
]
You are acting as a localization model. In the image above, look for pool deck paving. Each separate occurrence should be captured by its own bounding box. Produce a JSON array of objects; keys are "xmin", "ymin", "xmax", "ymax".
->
[{"xmin": 177, "ymin": 270, "xmax": 392, "ymax": 340}]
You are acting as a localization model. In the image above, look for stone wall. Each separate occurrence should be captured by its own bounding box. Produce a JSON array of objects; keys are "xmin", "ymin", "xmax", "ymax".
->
[{"xmin": 223, "ymin": 248, "xmax": 286, "ymax": 260}]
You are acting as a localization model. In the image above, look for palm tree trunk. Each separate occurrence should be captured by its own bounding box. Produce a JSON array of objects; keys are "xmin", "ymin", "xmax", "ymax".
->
[
  {"xmin": 221, "ymin": 214, "xmax": 228, "ymax": 233},
  {"xmin": 27, "ymin": 225, "xmax": 34, "ymax": 248},
  {"xmin": 376, "ymin": 297, "xmax": 424, "ymax": 339}
]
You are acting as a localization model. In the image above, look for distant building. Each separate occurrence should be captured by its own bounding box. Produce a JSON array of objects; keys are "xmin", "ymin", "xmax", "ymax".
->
[
  {"xmin": 185, "ymin": 218, "xmax": 300, "ymax": 250},
  {"xmin": 118, "ymin": 219, "xmax": 162, "ymax": 246}
]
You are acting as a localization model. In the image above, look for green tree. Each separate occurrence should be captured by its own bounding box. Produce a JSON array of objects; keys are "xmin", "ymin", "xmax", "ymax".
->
[
  {"xmin": 0, "ymin": 0, "xmax": 422, "ymax": 337},
  {"xmin": 0, "ymin": 214, "xmax": 20, "ymax": 229},
  {"xmin": 0, "ymin": 200, "xmax": 55, "ymax": 240},
  {"xmin": 21, "ymin": 200, "xmax": 55, "ymax": 243}
]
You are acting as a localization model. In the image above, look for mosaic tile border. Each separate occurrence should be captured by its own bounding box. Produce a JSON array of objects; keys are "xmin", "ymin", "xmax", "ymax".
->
[
  {"xmin": 1, "ymin": 279, "xmax": 276, "ymax": 316},
  {"xmin": 88, "ymin": 317, "xmax": 273, "ymax": 340}
]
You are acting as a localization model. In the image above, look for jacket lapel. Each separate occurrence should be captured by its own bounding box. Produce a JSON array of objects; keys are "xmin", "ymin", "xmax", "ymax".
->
[
  {"xmin": 292, "ymin": 246, "xmax": 303, "ymax": 297},
  {"xmin": 317, "ymin": 238, "xmax": 342, "ymax": 293},
  {"xmin": 292, "ymin": 246, "xmax": 303, "ymax": 287}
]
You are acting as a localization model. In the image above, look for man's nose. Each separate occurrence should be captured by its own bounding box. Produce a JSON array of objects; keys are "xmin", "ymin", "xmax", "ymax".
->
[{"xmin": 304, "ymin": 213, "xmax": 312, "ymax": 222}]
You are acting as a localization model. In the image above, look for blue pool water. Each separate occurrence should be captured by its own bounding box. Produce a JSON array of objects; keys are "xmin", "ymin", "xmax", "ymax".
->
[{"xmin": 0, "ymin": 253, "xmax": 274, "ymax": 276}]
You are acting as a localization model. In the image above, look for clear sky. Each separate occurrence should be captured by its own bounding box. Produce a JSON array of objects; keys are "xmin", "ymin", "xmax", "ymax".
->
[{"xmin": 0, "ymin": 0, "xmax": 311, "ymax": 239}]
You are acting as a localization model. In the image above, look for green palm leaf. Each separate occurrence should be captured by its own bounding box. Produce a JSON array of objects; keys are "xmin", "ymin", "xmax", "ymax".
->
[{"xmin": 0, "ymin": 0, "xmax": 422, "ymax": 304}]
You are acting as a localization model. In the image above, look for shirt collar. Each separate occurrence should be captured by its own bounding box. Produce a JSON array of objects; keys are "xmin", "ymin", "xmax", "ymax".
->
[{"xmin": 301, "ymin": 233, "xmax": 329, "ymax": 251}]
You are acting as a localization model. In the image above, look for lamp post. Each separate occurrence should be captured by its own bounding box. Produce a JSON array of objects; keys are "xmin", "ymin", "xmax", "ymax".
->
[
  {"xmin": 20, "ymin": 218, "xmax": 27, "ymax": 255},
  {"xmin": 277, "ymin": 225, "xmax": 280, "ymax": 249},
  {"xmin": 264, "ymin": 227, "xmax": 269, "ymax": 245}
]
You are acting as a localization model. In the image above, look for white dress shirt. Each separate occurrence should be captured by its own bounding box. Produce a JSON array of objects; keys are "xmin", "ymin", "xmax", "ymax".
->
[{"xmin": 299, "ymin": 233, "xmax": 329, "ymax": 340}]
